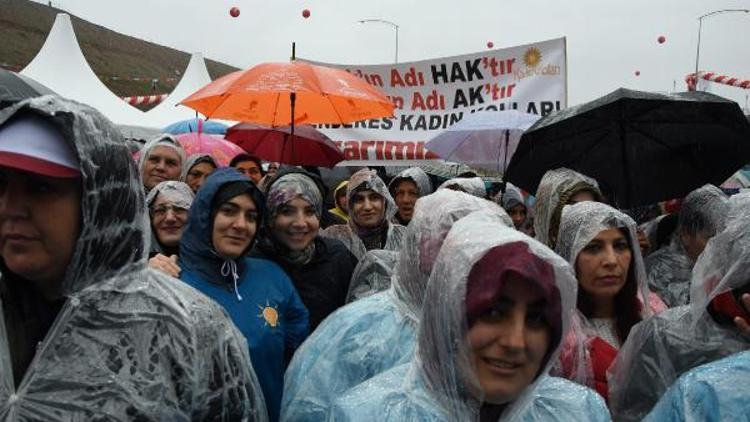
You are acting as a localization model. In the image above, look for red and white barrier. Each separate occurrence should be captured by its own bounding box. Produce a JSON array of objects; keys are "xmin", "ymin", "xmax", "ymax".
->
[
  {"xmin": 686, "ymin": 71, "xmax": 750, "ymax": 91},
  {"xmin": 122, "ymin": 94, "xmax": 169, "ymax": 106}
]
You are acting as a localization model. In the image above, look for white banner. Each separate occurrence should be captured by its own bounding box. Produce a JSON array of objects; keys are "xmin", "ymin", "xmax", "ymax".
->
[{"xmin": 306, "ymin": 37, "xmax": 567, "ymax": 166}]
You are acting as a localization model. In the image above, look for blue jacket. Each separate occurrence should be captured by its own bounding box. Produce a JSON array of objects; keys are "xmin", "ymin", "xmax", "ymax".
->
[
  {"xmin": 281, "ymin": 290, "xmax": 415, "ymax": 421},
  {"xmin": 644, "ymin": 350, "xmax": 750, "ymax": 421},
  {"xmin": 179, "ymin": 168, "xmax": 309, "ymax": 422}
]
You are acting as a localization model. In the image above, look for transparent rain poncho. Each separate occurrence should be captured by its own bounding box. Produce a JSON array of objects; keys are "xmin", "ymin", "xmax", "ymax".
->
[
  {"xmin": 180, "ymin": 153, "xmax": 217, "ymax": 181},
  {"xmin": 0, "ymin": 96, "xmax": 267, "ymax": 421},
  {"xmin": 644, "ymin": 350, "xmax": 750, "ymax": 421},
  {"xmin": 329, "ymin": 212, "xmax": 609, "ymax": 421},
  {"xmin": 388, "ymin": 166, "xmax": 433, "ymax": 198},
  {"xmin": 608, "ymin": 191, "xmax": 750, "ymax": 422},
  {"xmin": 499, "ymin": 182, "xmax": 525, "ymax": 210},
  {"xmin": 437, "ymin": 176, "xmax": 487, "ymax": 198},
  {"xmin": 145, "ymin": 180, "xmax": 195, "ymax": 255},
  {"xmin": 281, "ymin": 190, "xmax": 511, "ymax": 421},
  {"xmin": 645, "ymin": 184, "xmax": 729, "ymax": 307},
  {"xmin": 345, "ymin": 249, "xmax": 398, "ymax": 303},
  {"xmin": 533, "ymin": 168, "xmax": 604, "ymax": 249},
  {"xmin": 321, "ymin": 169, "xmax": 405, "ymax": 260},
  {"xmin": 553, "ymin": 202, "xmax": 665, "ymax": 395}
]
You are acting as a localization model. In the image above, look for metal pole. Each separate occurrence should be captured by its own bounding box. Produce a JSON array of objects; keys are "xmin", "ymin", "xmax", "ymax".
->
[{"xmin": 357, "ymin": 19, "xmax": 400, "ymax": 64}]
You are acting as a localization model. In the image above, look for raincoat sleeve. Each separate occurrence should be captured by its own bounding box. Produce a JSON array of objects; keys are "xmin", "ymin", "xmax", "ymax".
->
[
  {"xmin": 345, "ymin": 249, "xmax": 397, "ymax": 302},
  {"xmin": 643, "ymin": 350, "xmax": 750, "ymax": 422}
]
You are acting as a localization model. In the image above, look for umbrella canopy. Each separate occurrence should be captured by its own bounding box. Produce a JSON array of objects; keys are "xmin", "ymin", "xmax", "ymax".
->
[
  {"xmin": 426, "ymin": 110, "xmax": 540, "ymax": 172},
  {"xmin": 225, "ymin": 123, "xmax": 344, "ymax": 168},
  {"xmin": 506, "ymin": 88, "xmax": 750, "ymax": 208},
  {"xmin": 163, "ymin": 118, "xmax": 228, "ymax": 135},
  {"xmin": 0, "ymin": 68, "xmax": 56, "ymax": 108},
  {"xmin": 175, "ymin": 133, "xmax": 244, "ymax": 167},
  {"xmin": 179, "ymin": 61, "xmax": 394, "ymax": 126}
]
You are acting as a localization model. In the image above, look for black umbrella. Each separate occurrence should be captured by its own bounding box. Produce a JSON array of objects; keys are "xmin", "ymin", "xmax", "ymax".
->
[
  {"xmin": 0, "ymin": 68, "xmax": 56, "ymax": 109},
  {"xmin": 506, "ymin": 88, "xmax": 750, "ymax": 208}
]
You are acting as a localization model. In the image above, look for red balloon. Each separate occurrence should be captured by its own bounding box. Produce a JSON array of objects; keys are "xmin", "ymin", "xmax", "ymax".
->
[
  {"xmin": 657, "ymin": 35, "xmax": 666, "ymax": 44},
  {"xmin": 487, "ymin": 41, "xmax": 494, "ymax": 49},
  {"xmin": 635, "ymin": 70, "xmax": 641, "ymax": 76},
  {"xmin": 229, "ymin": 7, "xmax": 240, "ymax": 17},
  {"xmin": 302, "ymin": 9, "xmax": 310, "ymax": 18}
]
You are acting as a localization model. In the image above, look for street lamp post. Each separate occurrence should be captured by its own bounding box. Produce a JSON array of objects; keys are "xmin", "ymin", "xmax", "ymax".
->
[
  {"xmin": 694, "ymin": 9, "xmax": 749, "ymax": 90},
  {"xmin": 358, "ymin": 18, "xmax": 399, "ymax": 63}
]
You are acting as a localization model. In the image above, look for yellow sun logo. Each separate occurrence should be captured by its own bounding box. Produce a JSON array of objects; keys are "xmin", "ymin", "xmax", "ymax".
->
[
  {"xmin": 258, "ymin": 301, "xmax": 279, "ymax": 328},
  {"xmin": 523, "ymin": 48, "xmax": 543, "ymax": 68}
]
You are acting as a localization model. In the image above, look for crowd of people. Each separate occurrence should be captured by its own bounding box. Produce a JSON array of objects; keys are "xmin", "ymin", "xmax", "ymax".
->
[{"xmin": 0, "ymin": 94, "xmax": 749, "ymax": 421}]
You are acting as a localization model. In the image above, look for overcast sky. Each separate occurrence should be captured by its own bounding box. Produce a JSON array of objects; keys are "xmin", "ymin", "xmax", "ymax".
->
[{"xmin": 35, "ymin": 0, "xmax": 750, "ymax": 110}]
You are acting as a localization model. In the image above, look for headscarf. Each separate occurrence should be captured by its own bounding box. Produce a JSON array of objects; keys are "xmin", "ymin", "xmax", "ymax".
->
[
  {"xmin": 534, "ymin": 167, "xmax": 603, "ymax": 249},
  {"xmin": 180, "ymin": 153, "xmax": 217, "ymax": 182},
  {"xmin": 261, "ymin": 171, "xmax": 324, "ymax": 266},
  {"xmin": 414, "ymin": 211, "xmax": 577, "ymax": 420},
  {"xmin": 347, "ymin": 168, "xmax": 397, "ymax": 232},
  {"xmin": 137, "ymin": 134, "xmax": 186, "ymax": 184},
  {"xmin": 329, "ymin": 180, "xmax": 350, "ymax": 221},
  {"xmin": 145, "ymin": 180, "xmax": 195, "ymax": 255},
  {"xmin": 388, "ymin": 167, "xmax": 433, "ymax": 198},
  {"xmin": 437, "ymin": 176, "xmax": 487, "ymax": 198}
]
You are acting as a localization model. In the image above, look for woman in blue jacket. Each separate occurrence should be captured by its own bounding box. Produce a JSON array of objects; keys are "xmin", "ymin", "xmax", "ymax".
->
[{"xmin": 178, "ymin": 167, "xmax": 309, "ymax": 422}]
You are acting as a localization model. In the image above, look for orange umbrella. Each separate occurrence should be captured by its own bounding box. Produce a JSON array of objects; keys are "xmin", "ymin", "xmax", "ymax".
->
[{"xmin": 180, "ymin": 61, "xmax": 394, "ymax": 126}]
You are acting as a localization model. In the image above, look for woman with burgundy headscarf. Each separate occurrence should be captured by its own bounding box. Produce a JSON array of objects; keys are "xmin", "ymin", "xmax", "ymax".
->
[{"xmin": 329, "ymin": 212, "xmax": 608, "ymax": 421}]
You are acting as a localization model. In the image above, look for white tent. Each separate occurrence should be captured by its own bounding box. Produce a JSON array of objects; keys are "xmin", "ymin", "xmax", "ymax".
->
[
  {"xmin": 143, "ymin": 53, "xmax": 212, "ymax": 128},
  {"xmin": 21, "ymin": 13, "xmax": 147, "ymax": 127}
]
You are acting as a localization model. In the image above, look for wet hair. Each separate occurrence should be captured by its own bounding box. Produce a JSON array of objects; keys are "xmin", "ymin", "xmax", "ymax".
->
[
  {"xmin": 229, "ymin": 153, "xmax": 264, "ymax": 177},
  {"xmin": 575, "ymin": 227, "xmax": 642, "ymax": 343}
]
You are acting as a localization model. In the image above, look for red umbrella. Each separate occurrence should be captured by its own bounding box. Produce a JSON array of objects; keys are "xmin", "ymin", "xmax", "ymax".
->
[{"xmin": 225, "ymin": 123, "xmax": 344, "ymax": 168}]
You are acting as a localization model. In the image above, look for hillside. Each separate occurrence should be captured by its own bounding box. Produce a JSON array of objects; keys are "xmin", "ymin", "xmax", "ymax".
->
[{"xmin": 0, "ymin": 0, "xmax": 239, "ymax": 108}]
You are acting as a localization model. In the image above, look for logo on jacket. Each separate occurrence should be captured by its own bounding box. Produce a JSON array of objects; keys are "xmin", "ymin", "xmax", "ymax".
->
[{"xmin": 258, "ymin": 301, "xmax": 279, "ymax": 328}]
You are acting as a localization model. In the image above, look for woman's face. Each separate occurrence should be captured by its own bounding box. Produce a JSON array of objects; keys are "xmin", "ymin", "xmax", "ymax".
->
[
  {"xmin": 271, "ymin": 197, "xmax": 320, "ymax": 251},
  {"xmin": 211, "ymin": 193, "xmax": 258, "ymax": 259},
  {"xmin": 507, "ymin": 204, "xmax": 527, "ymax": 229},
  {"xmin": 575, "ymin": 228, "xmax": 632, "ymax": 302},
  {"xmin": 142, "ymin": 146, "xmax": 182, "ymax": 190},
  {"xmin": 468, "ymin": 275, "xmax": 551, "ymax": 405},
  {"xmin": 150, "ymin": 194, "xmax": 189, "ymax": 248},
  {"xmin": 0, "ymin": 168, "xmax": 81, "ymax": 295},
  {"xmin": 185, "ymin": 161, "xmax": 215, "ymax": 193},
  {"xmin": 351, "ymin": 189, "xmax": 385, "ymax": 229}
]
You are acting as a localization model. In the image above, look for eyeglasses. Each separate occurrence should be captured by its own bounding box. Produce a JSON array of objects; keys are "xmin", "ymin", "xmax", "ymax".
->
[{"xmin": 150, "ymin": 205, "xmax": 188, "ymax": 219}]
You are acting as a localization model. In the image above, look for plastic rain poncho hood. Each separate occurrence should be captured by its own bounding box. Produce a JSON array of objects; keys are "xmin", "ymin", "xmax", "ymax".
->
[
  {"xmin": 321, "ymin": 168, "xmax": 405, "ymax": 260},
  {"xmin": 553, "ymin": 201, "xmax": 665, "ymax": 393},
  {"xmin": 608, "ymin": 191, "xmax": 750, "ymax": 422},
  {"xmin": 437, "ymin": 176, "xmax": 487, "ymax": 198},
  {"xmin": 145, "ymin": 180, "xmax": 194, "ymax": 255},
  {"xmin": 281, "ymin": 190, "xmax": 512, "ymax": 421},
  {"xmin": 0, "ymin": 96, "xmax": 267, "ymax": 421},
  {"xmin": 388, "ymin": 167, "xmax": 433, "ymax": 198},
  {"xmin": 646, "ymin": 184, "xmax": 729, "ymax": 307},
  {"xmin": 499, "ymin": 182, "xmax": 525, "ymax": 211},
  {"xmin": 533, "ymin": 168, "xmax": 603, "ymax": 249},
  {"xmin": 330, "ymin": 212, "xmax": 609, "ymax": 421}
]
